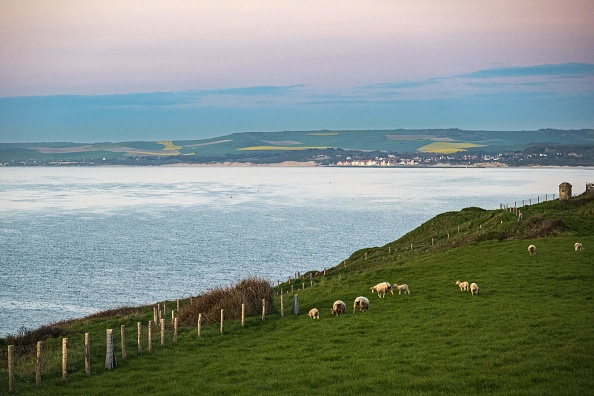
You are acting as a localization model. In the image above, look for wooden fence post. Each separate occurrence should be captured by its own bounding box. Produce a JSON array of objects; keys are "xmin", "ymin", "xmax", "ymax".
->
[
  {"xmin": 160, "ymin": 319, "xmax": 165, "ymax": 346},
  {"xmin": 36, "ymin": 341, "xmax": 43, "ymax": 387},
  {"xmin": 62, "ymin": 337, "xmax": 68, "ymax": 382},
  {"xmin": 220, "ymin": 309, "xmax": 224, "ymax": 334},
  {"xmin": 242, "ymin": 303, "xmax": 246, "ymax": 327},
  {"xmin": 262, "ymin": 299, "xmax": 266, "ymax": 321},
  {"xmin": 121, "ymin": 325, "xmax": 127, "ymax": 361},
  {"xmin": 173, "ymin": 318, "xmax": 178, "ymax": 343},
  {"xmin": 84, "ymin": 333, "xmax": 90, "ymax": 375},
  {"xmin": 197, "ymin": 313, "xmax": 202, "ymax": 337},
  {"xmin": 148, "ymin": 321, "xmax": 152, "ymax": 352},
  {"xmin": 280, "ymin": 295, "xmax": 284, "ymax": 317},
  {"xmin": 153, "ymin": 306, "xmax": 157, "ymax": 324},
  {"xmin": 137, "ymin": 322, "xmax": 142, "ymax": 354},
  {"xmin": 8, "ymin": 345, "xmax": 15, "ymax": 393},
  {"xmin": 105, "ymin": 329, "xmax": 115, "ymax": 369},
  {"xmin": 177, "ymin": 299, "xmax": 180, "ymax": 312},
  {"xmin": 294, "ymin": 294, "xmax": 299, "ymax": 315}
]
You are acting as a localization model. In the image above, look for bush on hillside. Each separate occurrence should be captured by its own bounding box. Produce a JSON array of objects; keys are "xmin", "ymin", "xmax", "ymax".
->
[{"xmin": 178, "ymin": 277, "xmax": 274, "ymax": 326}]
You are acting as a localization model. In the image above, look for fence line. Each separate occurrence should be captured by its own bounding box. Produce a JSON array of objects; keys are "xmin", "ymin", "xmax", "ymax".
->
[{"xmin": 3, "ymin": 297, "xmax": 276, "ymax": 394}]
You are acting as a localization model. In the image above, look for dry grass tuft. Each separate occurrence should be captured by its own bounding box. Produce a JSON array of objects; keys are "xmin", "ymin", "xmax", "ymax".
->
[{"xmin": 178, "ymin": 276, "xmax": 273, "ymax": 326}]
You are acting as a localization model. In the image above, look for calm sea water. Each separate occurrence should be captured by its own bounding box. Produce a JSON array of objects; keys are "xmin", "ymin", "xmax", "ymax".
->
[{"xmin": 0, "ymin": 166, "xmax": 591, "ymax": 337}]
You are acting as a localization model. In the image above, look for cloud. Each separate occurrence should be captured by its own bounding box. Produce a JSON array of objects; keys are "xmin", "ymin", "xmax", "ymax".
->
[
  {"xmin": 0, "ymin": 64, "xmax": 592, "ymax": 142},
  {"xmin": 456, "ymin": 63, "xmax": 594, "ymax": 79}
]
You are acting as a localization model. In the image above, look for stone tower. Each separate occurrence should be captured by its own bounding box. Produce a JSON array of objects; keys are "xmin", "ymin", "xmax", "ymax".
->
[{"xmin": 559, "ymin": 182, "xmax": 572, "ymax": 201}]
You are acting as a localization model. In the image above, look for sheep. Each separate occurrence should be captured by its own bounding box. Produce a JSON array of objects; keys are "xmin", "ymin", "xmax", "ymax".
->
[
  {"xmin": 528, "ymin": 244, "xmax": 536, "ymax": 255},
  {"xmin": 331, "ymin": 300, "xmax": 346, "ymax": 316},
  {"xmin": 370, "ymin": 282, "xmax": 393, "ymax": 298},
  {"xmin": 392, "ymin": 283, "xmax": 410, "ymax": 294},
  {"xmin": 575, "ymin": 243, "xmax": 583, "ymax": 252},
  {"xmin": 456, "ymin": 280, "xmax": 469, "ymax": 292},
  {"xmin": 353, "ymin": 296, "xmax": 370, "ymax": 313},
  {"xmin": 470, "ymin": 283, "xmax": 480, "ymax": 295},
  {"xmin": 308, "ymin": 308, "xmax": 319, "ymax": 319}
]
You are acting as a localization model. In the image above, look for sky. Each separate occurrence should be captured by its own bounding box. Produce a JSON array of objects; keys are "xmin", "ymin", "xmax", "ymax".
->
[{"xmin": 1, "ymin": 0, "xmax": 593, "ymax": 142}]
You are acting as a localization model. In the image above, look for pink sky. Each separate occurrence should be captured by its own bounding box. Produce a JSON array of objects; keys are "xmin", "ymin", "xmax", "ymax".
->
[{"xmin": 1, "ymin": 0, "xmax": 593, "ymax": 96}]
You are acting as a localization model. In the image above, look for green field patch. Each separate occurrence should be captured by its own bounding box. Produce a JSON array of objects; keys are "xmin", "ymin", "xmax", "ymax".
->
[
  {"xmin": 418, "ymin": 142, "xmax": 485, "ymax": 153},
  {"xmin": 237, "ymin": 146, "xmax": 329, "ymax": 151},
  {"xmin": 307, "ymin": 132, "xmax": 339, "ymax": 136},
  {"xmin": 183, "ymin": 140, "xmax": 233, "ymax": 148},
  {"xmin": 386, "ymin": 134, "xmax": 436, "ymax": 140},
  {"xmin": 262, "ymin": 140, "xmax": 303, "ymax": 146}
]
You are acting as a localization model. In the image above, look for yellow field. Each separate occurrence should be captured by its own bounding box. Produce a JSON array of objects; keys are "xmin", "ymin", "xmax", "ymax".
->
[
  {"xmin": 129, "ymin": 150, "xmax": 181, "ymax": 156},
  {"xmin": 417, "ymin": 142, "xmax": 485, "ymax": 154},
  {"xmin": 237, "ymin": 146, "xmax": 329, "ymax": 151},
  {"xmin": 157, "ymin": 140, "xmax": 182, "ymax": 151}
]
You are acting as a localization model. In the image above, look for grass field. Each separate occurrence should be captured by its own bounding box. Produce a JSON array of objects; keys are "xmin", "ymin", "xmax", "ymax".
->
[{"xmin": 2, "ymin": 197, "xmax": 593, "ymax": 395}]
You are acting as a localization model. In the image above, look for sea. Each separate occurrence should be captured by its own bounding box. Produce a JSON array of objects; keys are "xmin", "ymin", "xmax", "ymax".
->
[{"xmin": 1, "ymin": 166, "xmax": 592, "ymax": 337}]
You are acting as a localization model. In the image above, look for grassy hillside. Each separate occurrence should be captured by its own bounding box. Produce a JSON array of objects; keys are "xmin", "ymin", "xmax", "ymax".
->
[{"xmin": 2, "ymin": 196, "xmax": 593, "ymax": 395}]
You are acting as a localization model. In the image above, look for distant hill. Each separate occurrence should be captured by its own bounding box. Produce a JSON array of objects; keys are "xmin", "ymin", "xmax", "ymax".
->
[{"xmin": 1, "ymin": 128, "xmax": 593, "ymax": 165}]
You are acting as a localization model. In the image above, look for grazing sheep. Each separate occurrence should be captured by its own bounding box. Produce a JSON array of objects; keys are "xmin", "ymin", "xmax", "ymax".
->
[
  {"xmin": 575, "ymin": 243, "xmax": 583, "ymax": 252},
  {"xmin": 392, "ymin": 283, "xmax": 410, "ymax": 294},
  {"xmin": 470, "ymin": 283, "xmax": 480, "ymax": 295},
  {"xmin": 370, "ymin": 282, "xmax": 393, "ymax": 298},
  {"xmin": 331, "ymin": 300, "xmax": 346, "ymax": 316},
  {"xmin": 353, "ymin": 296, "xmax": 370, "ymax": 313},
  {"xmin": 528, "ymin": 245, "xmax": 536, "ymax": 255},
  {"xmin": 308, "ymin": 308, "xmax": 319, "ymax": 319},
  {"xmin": 456, "ymin": 280, "xmax": 470, "ymax": 292}
]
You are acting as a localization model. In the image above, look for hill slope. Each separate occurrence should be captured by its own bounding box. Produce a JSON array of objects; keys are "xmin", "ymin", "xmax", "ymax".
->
[
  {"xmin": 1, "ymin": 128, "xmax": 593, "ymax": 165},
  {"xmin": 2, "ymin": 196, "xmax": 593, "ymax": 395}
]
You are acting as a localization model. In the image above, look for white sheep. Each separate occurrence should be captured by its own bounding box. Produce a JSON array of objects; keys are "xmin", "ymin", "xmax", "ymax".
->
[
  {"xmin": 308, "ymin": 308, "xmax": 319, "ymax": 319},
  {"xmin": 353, "ymin": 296, "xmax": 370, "ymax": 313},
  {"xmin": 456, "ymin": 280, "xmax": 469, "ymax": 292},
  {"xmin": 370, "ymin": 282, "xmax": 393, "ymax": 298},
  {"xmin": 470, "ymin": 283, "xmax": 480, "ymax": 296},
  {"xmin": 575, "ymin": 243, "xmax": 583, "ymax": 252},
  {"xmin": 392, "ymin": 283, "xmax": 410, "ymax": 294},
  {"xmin": 528, "ymin": 244, "xmax": 536, "ymax": 255},
  {"xmin": 331, "ymin": 300, "xmax": 346, "ymax": 316}
]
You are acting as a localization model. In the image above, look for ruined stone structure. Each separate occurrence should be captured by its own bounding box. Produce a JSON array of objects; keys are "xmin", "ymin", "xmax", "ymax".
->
[
  {"xmin": 586, "ymin": 182, "xmax": 594, "ymax": 197},
  {"xmin": 559, "ymin": 182, "xmax": 572, "ymax": 200}
]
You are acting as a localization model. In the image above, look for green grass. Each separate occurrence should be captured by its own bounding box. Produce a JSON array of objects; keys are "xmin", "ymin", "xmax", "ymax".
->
[{"xmin": 2, "ymin": 198, "xmax": 593, "ymax": 395}]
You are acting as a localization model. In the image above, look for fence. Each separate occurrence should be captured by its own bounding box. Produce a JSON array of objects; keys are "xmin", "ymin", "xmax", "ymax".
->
[{"xmin": 2, "ymin": 296, "xmax": 289, "ymax": 394}]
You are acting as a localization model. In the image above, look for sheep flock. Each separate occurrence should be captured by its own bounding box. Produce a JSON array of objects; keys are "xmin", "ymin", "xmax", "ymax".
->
[{"xmin": 304, "ymin": 242, "xmax": 585, "ymax": 319}]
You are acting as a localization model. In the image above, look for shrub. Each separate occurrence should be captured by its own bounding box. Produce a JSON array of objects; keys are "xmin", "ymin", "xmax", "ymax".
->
[{"xmin": 178, "ymin": 276, "xmax": 274, "ymax": 326}]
